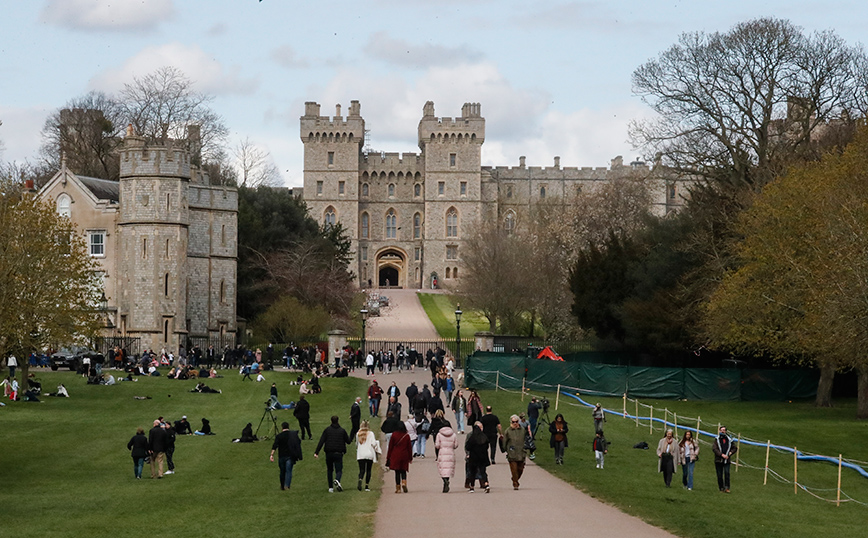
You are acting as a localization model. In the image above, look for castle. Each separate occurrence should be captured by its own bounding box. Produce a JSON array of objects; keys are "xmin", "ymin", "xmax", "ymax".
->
[
  {"xmin": 301, "ymin": 100, "xmax": 683, "ymax": 289},
  {"xmin": 38, "ymin": 128, "xmax": 238, "ymax": 353}
]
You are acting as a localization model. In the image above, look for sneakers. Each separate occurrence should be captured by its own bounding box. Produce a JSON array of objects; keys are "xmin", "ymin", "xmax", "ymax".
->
[
  {"xmin": 484, "ymin": 486, "xmax": 491, "ymax": 493},
  {"xmin": 358, "ymin": 479, "xmax": 363, "ymax": 491},
  {"xmin": 165, "ymin": 470, "xmax": 174, "ymax": 475},
  {"xmin": 365, "ymin": 486, "xmax": 371, "ymax": 492},
  {"xmin": 595, "ymin": 464, "xmax": 600, "ymax": 469},
  {"xmin": 328, "ymin": 487, "xmax": 334, "ymax": 493},
  {"xmin": 468, "ymin": 488, "xmax": 475, "ymax": 493},
  {"xmin": 334, "ymin": 479, "xmax": 342, "ymax": 492}
]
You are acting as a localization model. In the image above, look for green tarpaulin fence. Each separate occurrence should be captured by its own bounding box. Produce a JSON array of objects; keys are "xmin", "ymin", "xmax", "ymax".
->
[{"xmin": 465, "ymin": 351, "xmax": 817, "ymax": 401}]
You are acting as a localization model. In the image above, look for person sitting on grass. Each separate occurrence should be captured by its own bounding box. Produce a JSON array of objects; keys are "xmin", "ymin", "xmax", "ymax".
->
[
  {"xmin": 195, "ymin": 418, "xmax": 214, "ymax": 435},
  {"xmin": 192, "ymin": 382, "xmax": 221, "ymax": 394},
  {"xmin": 46, "ymin": 384, "xmax": 70, "ymax": 397}
]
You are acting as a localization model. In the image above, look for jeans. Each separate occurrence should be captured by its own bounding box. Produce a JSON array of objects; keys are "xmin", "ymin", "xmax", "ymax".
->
[
  {"xmin": 682, "ymin": 460, "xmax": 695, "ymax": 489},
  {"xmin": 529, "ymin": 417, "xmax": 538, "ymax": 437},
  {"xmin": 133, "ymin": 457, "xmax": 145, "ymax": 478},
  {"xmin": 715, "ymin": 461, "xmax": 731, "ymax": 490},
  {"xmin": 414, "ymin": 434, "xmax": 427, "ymax": 456},
  {"xmin": 595, "ymin": 450, "xmax": 605, "ymax": 468},
  {"xmin": 553, "ymin": 441, "xmax": 565, "ymax": 462},
  {"xmin": 454, "ymin": 412, "xmax": 465, "ymax": 433},
  {"xmin": 279, "ymin": 457, "xmax": 296, "ymax": 489},
  {"xmin": 325, "ymin": 452, "xmax": 344, "ymax": 488},
  {"xmin": 166, "ymin": 447, "xmax": 175, "ymax": 471}
]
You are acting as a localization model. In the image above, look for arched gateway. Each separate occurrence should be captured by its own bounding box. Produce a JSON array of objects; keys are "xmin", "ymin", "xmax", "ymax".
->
[{"xmin": 376, "ymin": 247, "xmax": 407, "ymax": 288}]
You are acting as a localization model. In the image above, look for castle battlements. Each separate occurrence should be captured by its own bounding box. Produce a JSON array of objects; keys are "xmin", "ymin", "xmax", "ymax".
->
[
  {"xmin": 362, "ymin": 152, "xmax": 422, "ymax": 168},
  {"xmin": 301, "ymin": 101, "xmax": 364, "ymax": 141},
  {"xmin": 120, "ymin": 135, "xmax": 191, "ymax": 178}
]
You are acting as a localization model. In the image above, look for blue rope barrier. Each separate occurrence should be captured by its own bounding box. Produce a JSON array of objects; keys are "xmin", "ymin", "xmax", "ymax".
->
[{"xmin": 560, "ymin": 390, "xmax": 868, "ymax": 479}]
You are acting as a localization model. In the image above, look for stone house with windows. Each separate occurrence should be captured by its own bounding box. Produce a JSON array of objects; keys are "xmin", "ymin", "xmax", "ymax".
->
[
  {"xmin": 38, "ymin": 133, "xmax": 238, "ymax": 353},
  {"xmin": 301, "ymin": 100, "xmax": 684, "ymax": 289}
]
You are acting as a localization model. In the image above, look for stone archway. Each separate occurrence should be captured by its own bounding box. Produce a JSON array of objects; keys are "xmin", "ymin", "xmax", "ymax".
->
[{"xmin": 376, "ymin": 248, "xmax": 407, "ymax": 288}]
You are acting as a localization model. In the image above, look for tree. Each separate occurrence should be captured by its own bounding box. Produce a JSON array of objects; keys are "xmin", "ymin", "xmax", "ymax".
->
[
  {"xmin": 119, "ymin": 66, "xmax": 228, "ymax": 164},
  {"xmin": 703, "ymin": 128, "xmax": 868, "ymax": 415},
  {"xmin": 39, "ymin": 91, "xmax": 124, "ymax": 181},
  {"xmin": 232, "ymin": 138, "xmax": 282, "ymax": 187},
  {"xmin": 631, "ymin": 18, "xmax": 862, "ymax": 187},
  {"xmin": 0, "ymin": 178, "xmax": 101, "ymax": 384},
  {"xmin": 250, "ymin": 296, "xmax": 332, "ymax": 344}
]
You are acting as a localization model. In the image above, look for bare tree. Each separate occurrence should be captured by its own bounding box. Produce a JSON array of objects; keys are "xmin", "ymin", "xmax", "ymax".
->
[
  {"xmin": 232, "ymin": 137, "xmax": 282, "ymax": 187},
  {"xmin": 119, "ymin": 66, "xmax": 228, "ymax": 163}
]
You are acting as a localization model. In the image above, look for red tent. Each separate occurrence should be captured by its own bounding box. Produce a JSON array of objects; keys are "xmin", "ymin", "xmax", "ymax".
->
[{"xmin": 536, "ymin": 346, "xmax": 564, "ymax": 361}]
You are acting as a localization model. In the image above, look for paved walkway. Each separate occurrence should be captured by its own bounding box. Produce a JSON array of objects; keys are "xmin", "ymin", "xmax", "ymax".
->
[
  {"xmin": 365, "ymin": 289, "xmax": 440, "ymax": 340},
  {"xmin": 351, "ymin": 291, "xmax": 676, "ymax": 538}
]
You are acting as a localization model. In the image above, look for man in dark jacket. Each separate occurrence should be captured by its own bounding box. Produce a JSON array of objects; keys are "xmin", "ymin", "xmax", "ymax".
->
[
  {"xmin": 314, "ymin": 415, "xmax": 351, "ymax": 492},
  {"xmin": 174, "ymin": 416, "xmax": 194, "ymax": 436},
  {"xmin": 405, "ymin": 381, "xmax": 419, "ymax": 409},
  {"xmin": 270, "ymin": 422, "xmax": 303, "ymax": 490},
  {"xmin": 148, "ymin": 419, "xmax": 169, "ymax": 479},
  {"xmin": 712, "ymin": 425, "xmax": 738, "ymax": 493},
  {"xmin": 349, "ymin": 397, "xmax": 362, "ymax": 440},
  {"xmin": 293, "ymin": 394, "xmax": 312, "ymax": 439},
  {"xmin": 480, "ymin": 406, "xmax": 501, "ymax": 464},
  {"xmin": 163, "ymin": 421, "xmax": 177, "ymax": 475}
]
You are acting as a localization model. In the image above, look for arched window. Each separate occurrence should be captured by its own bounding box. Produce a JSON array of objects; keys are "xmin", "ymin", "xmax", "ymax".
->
[
  {"xmin": 504, "ymin": 210, "xmax": 516, "ymax": 235},
  {"xmin": 219, "ymin": 280, "xmax": 225, "ymax": 303},
  {"xmin": 164, "ymin": 273, "xmax": 170, "ymax": 297},
  {"xmin": 446, "ymin": 208, "xmax": 458, "ymax": 238},
  {"xmin": 539, "ymin": 186, "xmax": 546, "ymax": 198},
  {"xmin": 388, "ymin": 183, "xmax": 395, "ymax": 197},
  {"xmin": 362, "ymin": 183, "xmax": 369, "ymax": 196},
  {"xmin": 57, "ymin": 194, "xmax": 71, "ymax": 218},
  {"xmin": 414, "ymin": 183, "xmax": 421, "ymax": 197},
  {"xmin": 385, "ymin": 209, "xmax": 397, "ymax": 239},
  {"xmin": 413, "ymin": 213, "xmax": 422, "ymax": 239},
  {"xmin": 361, "ymin": 212, "xmax": 369, "ymax": 238},
  {"xmin": 324, "ymin": 206, "xmax": 336, "ymax": 228},
  {"xmin": 446, "ymin": 267, "xmax": 451, "ymax": 279},
  {"xmin": 453, "ymin": 267, "xmax": 459, "ymax": 278}
]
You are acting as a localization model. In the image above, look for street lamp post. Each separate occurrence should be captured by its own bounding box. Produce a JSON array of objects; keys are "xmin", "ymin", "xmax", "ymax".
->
[
  {"xmin": 454, "ymin": 304, "xmax": 462, "ymax": 368},
  {"xmin": 360, "ymin": 308, "xmax": 368, "ymax": 356}
]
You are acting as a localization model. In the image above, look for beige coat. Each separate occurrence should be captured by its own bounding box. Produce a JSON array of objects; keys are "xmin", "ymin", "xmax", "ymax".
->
[{"xmin": 677, "ymin": 438, "xmax": 699, "ymax": 465}]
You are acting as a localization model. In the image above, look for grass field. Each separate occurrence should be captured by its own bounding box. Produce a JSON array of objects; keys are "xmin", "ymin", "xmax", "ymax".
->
[
  {"xmin": 1, "ymin": 368, "xmax": 380, "ymax": 538},
  {"xmin": 475, "ymin": 387, "xmax": 868, "ymax": 538},
  {"xmin": 417, "ymin": 293, "xmax": 490, "ymax": 338}
]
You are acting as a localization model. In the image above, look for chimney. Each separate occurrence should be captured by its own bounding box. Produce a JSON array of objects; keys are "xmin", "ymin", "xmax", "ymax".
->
[
  {"xmin": 519, "ymin": 156, "xmax": 526, "ymax": 168},
  {"xmin": 554, "ymin": 156, "xmax": 560, "ymax": 169}
]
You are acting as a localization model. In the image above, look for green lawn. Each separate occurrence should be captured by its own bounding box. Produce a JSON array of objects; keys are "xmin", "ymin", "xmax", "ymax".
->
[
  {"xmin": 476, "ymin": 387, "xmax": 868, "ymax": 538},
  {"xmin": 1, "ymin": 368, "xmax": 380, "ymax": 538},
  {"xmin": 417, "ymin": 293, "xmax": 490, "ymax": 338}
]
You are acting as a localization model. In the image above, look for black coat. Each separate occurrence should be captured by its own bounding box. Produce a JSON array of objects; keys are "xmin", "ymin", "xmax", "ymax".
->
[
  {"xmin": 148, "ymin": 426, "xmax": 169, "ymax": 453},
  {"xmin": 465, "ymin": 429, "xmax": 490, "ymax": 466},
  {"xmin": 294, "ymin": 398, "xmax": 310, "ymax": 421},
  {"xmin": 315, "ymin": 423, "xmax": 350, "ymax": 455},
  {"xmin": 272, "ymin": 430, "xmax": 303, "ymax": 460},
  {"xmin": 128, "ymin": 433, "xmax": 149, "ymax": 459},
  {"xmin": 549, "ymin": 420, "xmax": 569, "ymax": 448},
  {"xmin": 350, "ymin": 402, "xmax": 361, "ymax": 428}
]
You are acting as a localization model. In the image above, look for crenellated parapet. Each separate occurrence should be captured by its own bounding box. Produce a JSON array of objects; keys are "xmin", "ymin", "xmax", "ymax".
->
[
  {"xmin": 120, "ymin": 135, "xmax": 191, "ymax": 178},
  {"xmin": 418, "ymin": 101, "xmax": 485, "ymax": 146},
  {"xmin": 300, "ymin": 100, "xmax": 365, "ymax": 143}
]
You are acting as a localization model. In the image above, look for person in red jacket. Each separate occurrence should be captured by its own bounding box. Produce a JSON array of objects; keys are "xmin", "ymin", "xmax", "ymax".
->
[
  {"xmin": 386, "ymin": 421, "xmax": 413, "ymax": 493},
  {"xmin": 367, "ymin": 380, "xmax": 384, "ymax": 417}
]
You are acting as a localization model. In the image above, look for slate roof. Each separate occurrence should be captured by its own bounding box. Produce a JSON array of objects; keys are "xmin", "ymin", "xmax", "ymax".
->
[{"xmin": 77, "ymin": 175, "xmax": 119, "ymax": 203}]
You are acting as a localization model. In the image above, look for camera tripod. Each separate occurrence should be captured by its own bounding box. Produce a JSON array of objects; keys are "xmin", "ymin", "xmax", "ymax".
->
[
  {"xmin": 255, "ymin": 406, "xmax": 280, "ymax": 440},
  {"xmin": 532, "ymin": 405, "xmax": 552, "ymax": 439}
]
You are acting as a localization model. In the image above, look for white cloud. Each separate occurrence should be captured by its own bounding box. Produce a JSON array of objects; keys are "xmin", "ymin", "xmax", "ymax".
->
[
  {"xmin": 41, "ymin": 0, "xmax": 174, "ymax": 32},
  {"xmin": 271, "ymin": 45, "xmax": 309, "ymax": 69},
  {"xmin": 363, "ymin": 32, "xmax": 483, "ymax": 68},
  {"xmin": 89, "ymin": 43, "xmax": 258, "ymax": 96}
]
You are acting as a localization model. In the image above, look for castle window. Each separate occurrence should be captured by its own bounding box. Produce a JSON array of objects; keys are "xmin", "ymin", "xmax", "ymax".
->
[
  {"xmin": 446, "ymin": 267, "xmax": 451, "ymax": 278},
  {"xmin": 164, "ymin": 319, "xmax": 170, "ymax": 343},
  {"xmin": 362, "ymin": 183, "xmax": 369, "ymax": 196},
  {"xmin": 142, "ymin": 238, "xmax": 148, "ymax": 259},
  {"xmin": 460, "ymin": 181, "xmax": 467, "ymax": 196},
  {"xmin": 385, "ymin": 209, "xmax": 397, "ymax": 239},
  {"xmin": 361, "ymin": 212, "xmax": 369, "ymax": 238},
  {"xmin": 506, "ymin": 184, "xmax": 513, "ymax": 198},
  {"xmin": 221, "ymin": 225, "xmax": 226, "ymax": 247},
  {"xmin": 446, "ymin": 208, "xmax": 458, "ymax": 238},
  {"xmin": 449, "ymin": 153, "xmax": 456, "ymax": 167},
  {"xmin": 669, "ymin": 184, "xmax": 677, "ymax": 200},
  {"xmin": 167, "ymin": 193, "xmax": 172, "ymax": 211},
  {"xmin": 316, "ymin": 181, "xmax": 323, "ymax": 195},
  {"xmin": 388, "ymin": 183, "xmax": 395, "ymax": 197},
  {"xmin": 414, "ymin": 247, "xmax": 421, "ymax": 261},
  {"xmin": 361, "ymin": 246, "xmax": 368, "ymax": 261},
  {"xmin": 504, "ymin": 211, "xmax": 516, "ymax": 235},
  {"xmin": 339, "ymin": 181, "xmax": 345, "ymax": 195},
  {"xmin": 328, "ymin": 151, "xmax": 334, "ymax": 165},
  {"xmin": 576, "ymin": 185, "xmax": 583, "ymax": 195},
  {"xmin": 413, "ymin": 213, "xmax": 422, "ymax": 239},
  {"xmin": 219, "ymin": 280, "xmax": 225, "ymax": 304},
  {"xmin": 414, "ymin": 183, "xmax": 421, "ymax": 197},
  {"xmin": 539, "ymin": 186, "xmax": 546, "ymax": 198},
  {"xmin": 446, "ymin": 246, "xmax": 458, "ymax": 260},
  {"xmin": 57, "ymin": 194, "xmax": 71, "ymax": 218},
  {"xmin": 164, "ymin": 273, "xmax": 170, "ymax": 297},
  {"xmin": 438, "ymin": 181, "xmax": 445, "ymax": 195},
  {"xmin": 324, "ymin": 206, "xmax": 336, "ymax": 228},
  {"xmin": 88, "ymin": 230, "xmax": 106, "ymax": 257},
  {"xmin": 453, "ymin": 267, "xmax": 458, "ymax": 278}
]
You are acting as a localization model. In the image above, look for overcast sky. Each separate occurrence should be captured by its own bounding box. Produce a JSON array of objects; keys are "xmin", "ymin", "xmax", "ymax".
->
[{"xmin": 1, "ymin": 1, "xmax": 866, "ymax": 187}]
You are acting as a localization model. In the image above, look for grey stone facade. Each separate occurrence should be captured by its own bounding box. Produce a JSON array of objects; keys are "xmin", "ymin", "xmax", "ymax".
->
[{"xmin": 302, "ymin": 100, "xmax": 684, "ymax": 290}]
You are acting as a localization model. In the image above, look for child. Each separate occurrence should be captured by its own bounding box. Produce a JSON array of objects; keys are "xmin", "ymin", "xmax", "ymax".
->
[{"xmin": 593, "ymin": 429, "xmax": 608, "ymax": 469}]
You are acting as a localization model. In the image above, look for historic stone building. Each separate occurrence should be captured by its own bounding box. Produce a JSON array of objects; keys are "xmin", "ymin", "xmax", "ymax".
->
[
  {"xmin": 302, "ymin": 100, "xmax": 684, "ymax": 290},
  {"xmin": 38, "ymin": 132, "xmax": 238, "ymax": 353}
]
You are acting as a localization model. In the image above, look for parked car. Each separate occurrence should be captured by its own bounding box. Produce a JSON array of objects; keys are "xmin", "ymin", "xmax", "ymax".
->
[
  {"xmin": 50, "ymin": 347, "xmax": 105, "ymax": 372},
  {"xmin": 366, "ymin": 302, "xmax": 380, "ymax": 316}
]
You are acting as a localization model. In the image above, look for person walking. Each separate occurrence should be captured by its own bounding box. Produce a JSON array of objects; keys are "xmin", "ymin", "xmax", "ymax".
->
[
  {"xmin": 148, "ymin": 419, "xmax": 169, "ymax": 479},
  {"xmin": 386, "ymin": 421, "xmax": 413, "ymax": 493},
  {"xmin": 434, "ymin": 421, "xmax": 459, "ymax": 492},
  {"xmin": 593, "ymin": 429, "xmax": 608, "ymax": 469},
  {"xmin": 293, "ymin": 394, "xmax": 312, "ymax": 440},
  {"xmin": 657, "ymin": 429, "xmax": 677, "ymax": 487},
  {"xmin": 270, "ymin": 422, "xmax": 303, "ymax": 490},
  {"xmin": 127, "ymin": 427, "xmax": 149, "ymax": 479},
  {"xmin": 7, "ymin": 355, "xmax": 17, "ymax": 378},
  {"xmin": 355, "ymin": 420, "xmax": 381, "ymax": 491},
  {"xmin": 465, "ymin": 422, "xmax": 491, "ymax": 493},
  {"xmin": 367, "ymin": 380, "xmax": 383, "ymax": 417},
  {"xmin": 466, "ymin": 390, "xmax": 483, "ymax": 426},
  {"xmin": 413, "ymin": 412, "xmax": 430, "ymax": 458},
  {"xmin": 527, "ymin": 397, "xmax": 542, "ymax": 438},
  {"xmin": 592, "ymin": 403, "xmax": 606, "ymax": 434},
  {"xmin": 678, "ymin": 430, "xmax": 699, "ymax": 490},
  {"xmin": 314, "ymin": 415, "xmax": 351, "ymax": 492},
  {"xmin": 451, "ymin": 390, "xmax": 466, "ymax": 434},
  {"xmin": 712, "ymin": 426, "xmax": 737, "ymax": 493},
  {"xmin": 499, "ymin": 414, "xmax": 528, "ymax": 490},
  {"xmin": 381, "ymin": 411, "xmax": 401, "ymax": 447},
  {"xmin": 480, "ymin": 406, "xmax": 501, "ymax": 464},
  {"xmin": 349, "ymin": 397, "xmax": 362, "ymax": 440},
  {"xmin": 549, "ymin": 413, "xmax": 569, "ymax": 465}
]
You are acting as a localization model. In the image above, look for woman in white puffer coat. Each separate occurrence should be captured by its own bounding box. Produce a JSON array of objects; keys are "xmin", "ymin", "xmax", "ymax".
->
[
  {"xmin": 356, "ymin": 421, "xmax": 381, "ymax": 491},
  {"xmin": 434, "ymin": 425, "xmax": 459, "ymax": 492}
]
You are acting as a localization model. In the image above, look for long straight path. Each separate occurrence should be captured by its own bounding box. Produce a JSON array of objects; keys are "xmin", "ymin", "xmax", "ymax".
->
[{"xmin": 351, "ymin": 291, "xmax": 676, "ymax": 538}]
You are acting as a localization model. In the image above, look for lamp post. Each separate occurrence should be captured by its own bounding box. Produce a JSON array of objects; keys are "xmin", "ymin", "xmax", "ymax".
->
[
  {"xmin": 455, "ymin": 304, "xmax": 462, "ymax": 368},
  {"xmin": 360, "ymin": 308, "xmax": 368, "ymax": 356},
  {"xmin": 98, "ymin": 291, "xmax": 113, "ymax": 329}
]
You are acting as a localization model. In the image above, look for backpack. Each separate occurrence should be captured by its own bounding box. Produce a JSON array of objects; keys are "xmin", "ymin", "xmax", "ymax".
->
[{"xmin": 633, "ymin": 441, "xmax": 649, "ymax": 450}]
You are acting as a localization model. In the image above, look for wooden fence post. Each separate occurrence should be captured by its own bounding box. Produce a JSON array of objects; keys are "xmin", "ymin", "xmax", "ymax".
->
[
  {"xmin": 649, "ymin": 406, "xmax": 654, "ymax": 435},
  {"xmin": 794, "ymin": 447, "xmax": 798, "ymax": 494},
  {"xmin": 696, "ymin": 416, "xmax": 701, "ymax": 437},
  {"xmin": 837, "ymin": 454, "xmax": 843, "ymax": 507},
  {"xmin": 555, "ymin": 385, "xmax": 561, "ymax": 410},
  {"xmin": 623, "ymin": 393, "xmax": 627, "ymax": 418},
  {"xmin": 495, "ymin": 371, "xmax": 500, "ymax": 392},
  {"xmin": 674, "ymin": 413, "xmax": 678, "ymax": 438},
  {"xmin": 763, "ymin": 441, "xmax": 770, "ymax": 485},
  {"xmin": 635, "ymin": 399, "xmax": 639, "ymax": 427},
  {"xmin": 736, "ymin": 433, "xmax": 741, "ymax": 472},
  {"xmin": 521, "ymin": 377, "xmax": 525, "ymax": 402}
]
